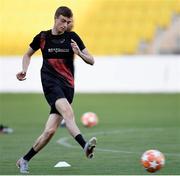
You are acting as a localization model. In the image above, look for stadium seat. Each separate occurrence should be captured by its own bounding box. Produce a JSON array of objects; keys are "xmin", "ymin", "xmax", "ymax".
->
[{"xmin": 0, "ymin": 0, "xmax": 180, "ymax": 55}]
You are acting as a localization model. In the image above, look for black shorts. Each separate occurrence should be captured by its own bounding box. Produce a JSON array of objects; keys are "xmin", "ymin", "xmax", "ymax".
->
[{"xmin": 41, "ymin": 72, "xmax": 74, "ymax": 115}]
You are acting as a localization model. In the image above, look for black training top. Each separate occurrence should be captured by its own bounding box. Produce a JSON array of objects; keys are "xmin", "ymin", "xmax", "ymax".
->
[{"xmin": 30, "ymin": 30, "xmax": 85, "ymax": 88}]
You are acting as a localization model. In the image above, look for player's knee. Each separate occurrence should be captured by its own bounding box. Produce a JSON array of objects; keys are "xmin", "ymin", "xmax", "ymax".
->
[
  {"xmin": 63, "ymin": 109, "xmax": 74, "ymax": 122},
  {"xmin": 43, "ymin": 128, "xmax": 56, "ymax": 138},
  {"xmin": 63, "ymin": 110, "xmax": 74, "ymax": 123},
  {"xmin": 55, "ymin": 100, "xmax": 74, "ymax": 119}
]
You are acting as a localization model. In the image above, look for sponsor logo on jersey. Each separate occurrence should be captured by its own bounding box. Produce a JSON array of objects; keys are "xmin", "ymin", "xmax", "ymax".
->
[{"xmin": 48, "ymin": 48, "xmax": 69, "ymax": 53}]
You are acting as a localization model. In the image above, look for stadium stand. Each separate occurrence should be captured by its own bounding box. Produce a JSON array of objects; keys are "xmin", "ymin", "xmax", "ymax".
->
[
  {"xmin": 0, "ymin": 0, "xmax": 180, "ymax": 55},
  {"xmin": 143, "ymin": 15, "xmax": 180, "ymax": 54}
]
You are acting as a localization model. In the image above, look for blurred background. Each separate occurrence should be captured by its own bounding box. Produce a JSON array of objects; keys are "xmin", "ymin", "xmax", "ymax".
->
[
  {"xmin": 0, "ymin": 0, "xmax": 180, "ymax": 55},
  {"xmin": 0, "ymin": 0, "xmax": 180, "ymax": 93},
  {"xmin": 0, "ymin": 0, "xmax": 180, "ymax": 175}
]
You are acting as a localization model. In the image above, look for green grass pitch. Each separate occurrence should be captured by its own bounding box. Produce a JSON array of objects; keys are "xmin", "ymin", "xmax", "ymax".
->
[{"xmin": 0, "ymin": 93, "xmax": 179, "ymax": 175}]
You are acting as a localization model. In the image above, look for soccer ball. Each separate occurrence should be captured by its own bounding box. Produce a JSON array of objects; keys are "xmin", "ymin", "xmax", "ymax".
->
[
  {"xmin": 81, "ymin": 112, "xmax": 98, "ymax": 127},
  {"xmin": 141, "ymin": 149, "xmax": 165, "ymax": 173}
]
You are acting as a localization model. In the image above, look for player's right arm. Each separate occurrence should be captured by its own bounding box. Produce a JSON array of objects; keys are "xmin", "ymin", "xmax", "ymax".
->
[
  {"xmin": 16, "ymin": 47, "xmax": 36, "ymax": 81},
  {"xmin": 16, "ymin": 31, "xmax": 42, "ymax": 81}
]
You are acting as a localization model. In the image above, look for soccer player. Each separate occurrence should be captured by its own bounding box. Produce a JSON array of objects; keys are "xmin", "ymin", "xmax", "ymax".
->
[{"xmin": 16, "ymin": 6, "xmax": 97, "ymax": 174}]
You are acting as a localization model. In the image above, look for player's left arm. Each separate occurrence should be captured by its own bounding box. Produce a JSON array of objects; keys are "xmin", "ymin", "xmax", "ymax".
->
[{"xmin": 71, "ymin": 39, "xmax": 94, "ymax": 65}]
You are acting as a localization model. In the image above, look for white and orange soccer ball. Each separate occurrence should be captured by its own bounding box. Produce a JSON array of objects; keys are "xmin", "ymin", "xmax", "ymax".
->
[
  {"xmin": 141, "ymin": 149, "xmax": 165, "ymax": 173},
  {"xmin": 81, "ymin": 112, "xmax": 98, "ymax": 127}
]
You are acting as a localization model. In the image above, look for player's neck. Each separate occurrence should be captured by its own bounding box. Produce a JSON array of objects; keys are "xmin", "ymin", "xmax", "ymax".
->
[{"xmin": 51, "ymin": 28, "xmax": 64, "ymax": 35}]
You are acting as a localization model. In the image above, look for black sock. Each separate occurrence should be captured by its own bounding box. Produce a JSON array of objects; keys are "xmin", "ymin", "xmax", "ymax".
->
[
  {"xmin": 75, "ymin": 134, "xmax": 86, "ymax": 149},
  {"xmin": 23, "ymin": 147, "xmax": 37, "ymax": 161}
]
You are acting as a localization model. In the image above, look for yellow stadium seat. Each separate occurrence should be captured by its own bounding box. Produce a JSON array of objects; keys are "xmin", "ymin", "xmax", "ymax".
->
[{"xmin": 0, "ymin": 0, "xmax": 179, "ymax": 55}]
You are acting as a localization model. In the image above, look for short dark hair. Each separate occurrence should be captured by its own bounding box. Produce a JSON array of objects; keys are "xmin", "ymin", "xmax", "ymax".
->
[{"xmin": 54, "ymin": 6, "xmax": 73, "ymax": 19}]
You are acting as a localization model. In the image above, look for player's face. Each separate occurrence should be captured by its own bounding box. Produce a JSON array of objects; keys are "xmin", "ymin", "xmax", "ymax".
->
[
  {"xmin": 55, "ymin": 15, "xmax": 72, "ymax": 33},
  {"xmin": 67, "ymin": 17, "xmax": 74, "ymax": 32}
]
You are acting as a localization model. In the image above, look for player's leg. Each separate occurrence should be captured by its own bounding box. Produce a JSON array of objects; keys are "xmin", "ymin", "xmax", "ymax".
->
[
  {"xmin": 16, "ymin": 113, "xmax": 63, "ymax": 173},
  {"xmin": 33, "ymin": 113, "xmax": 63, "ymax": 151},
  {"xmin": 55, "ymin": 98, "xmax": 80, "ymax": 137},
  {"xmin": 55, "ymin": 98, "xmax": 97, "ymax": 158}
]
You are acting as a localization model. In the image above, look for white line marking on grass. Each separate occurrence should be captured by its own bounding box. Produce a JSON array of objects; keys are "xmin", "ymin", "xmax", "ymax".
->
[
  {"xmin": 57, "ymin": 129, "xmax": 180, "ymax": 157},
  {"xmin": 57, "ymin": 136, "xmax": 139, "ymax": 154}
]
